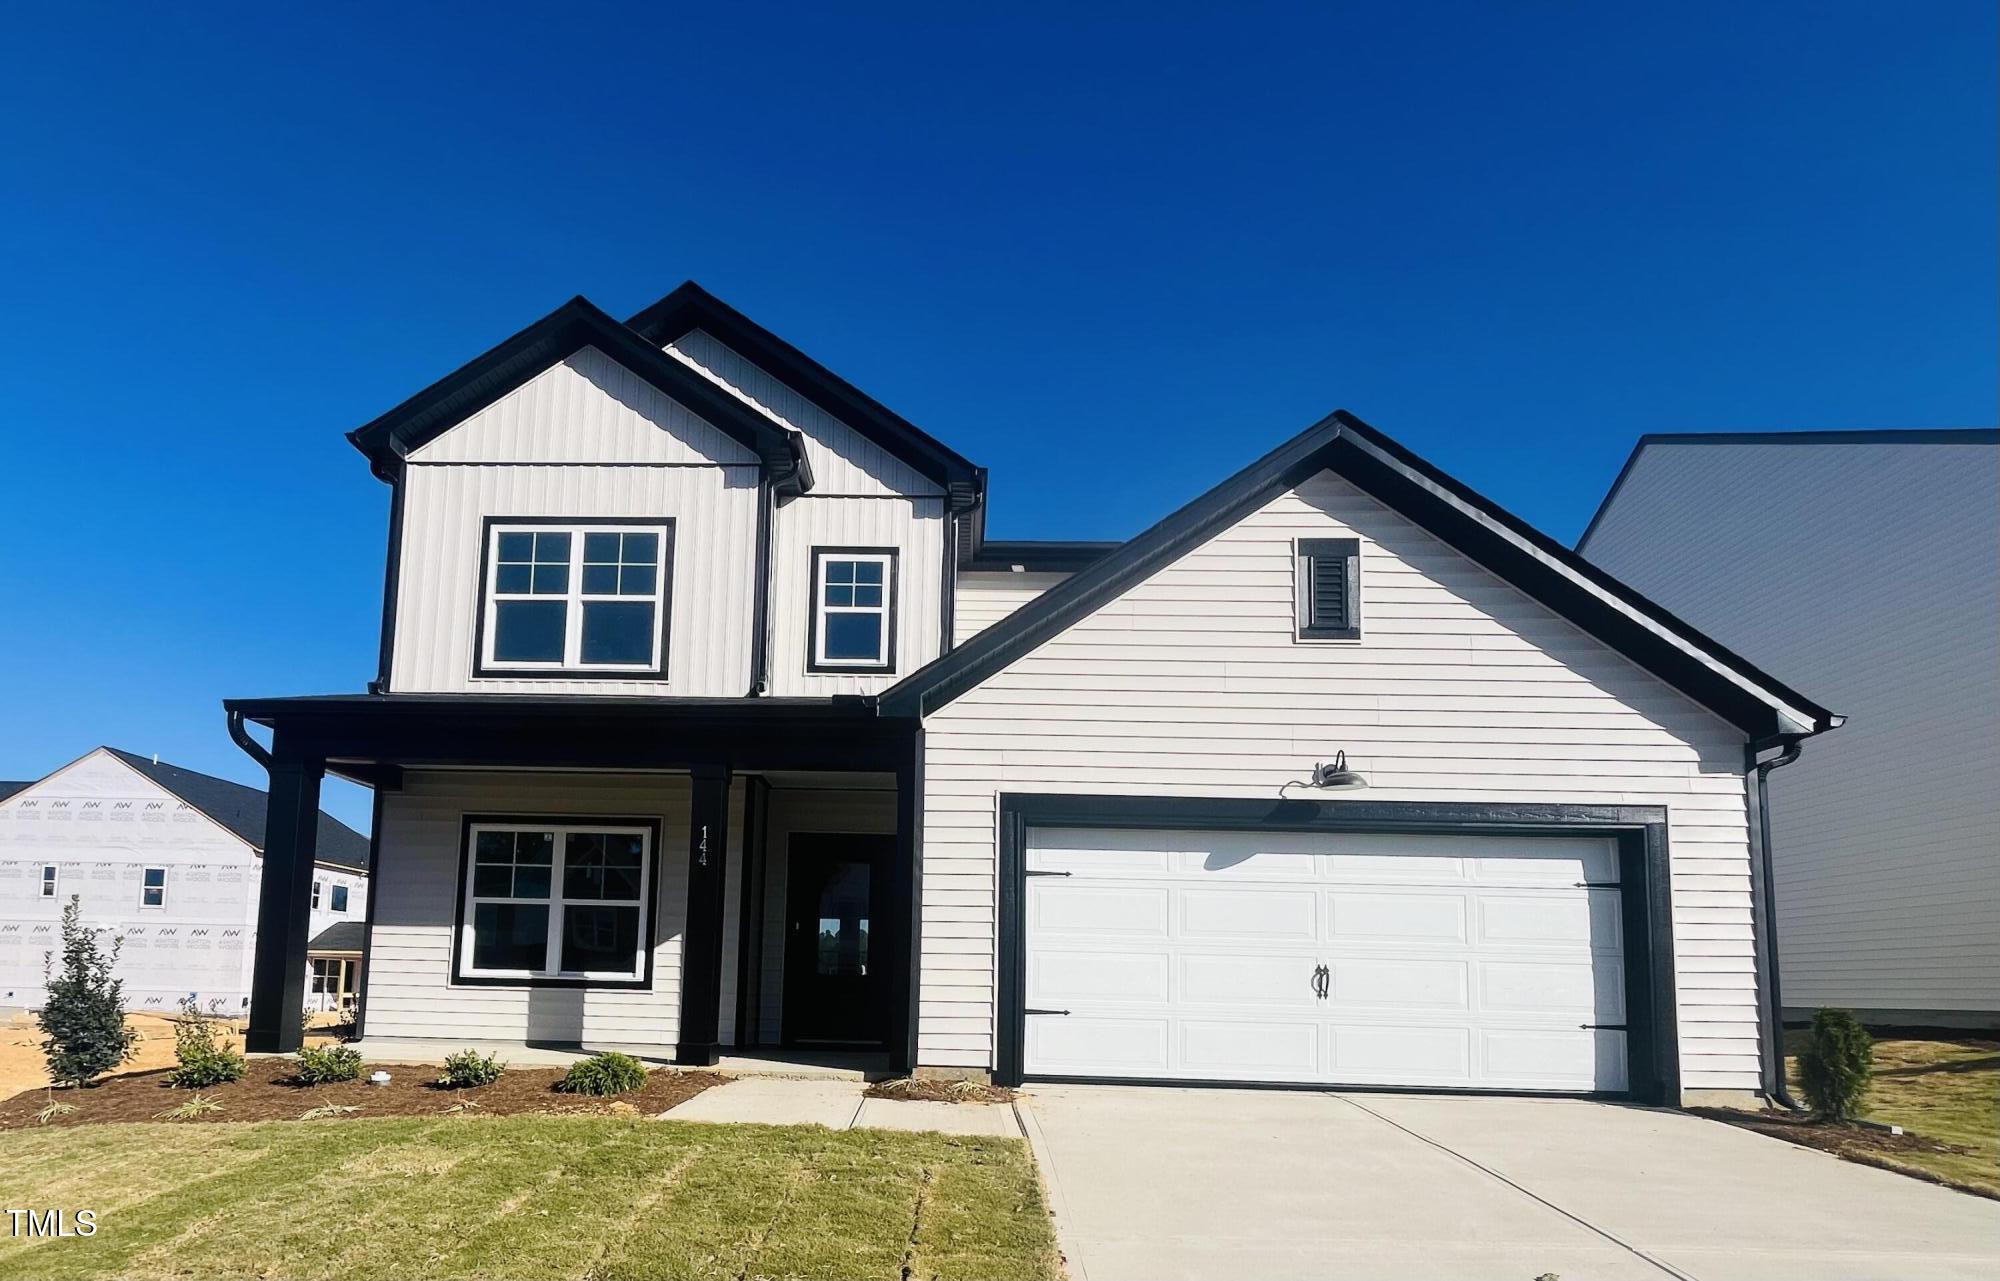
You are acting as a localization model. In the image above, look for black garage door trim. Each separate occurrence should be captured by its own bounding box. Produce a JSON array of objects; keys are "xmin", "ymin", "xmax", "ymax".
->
[{"xmin": 995, "ymin": 794, "xmax": 1679, "ymax": 1103}]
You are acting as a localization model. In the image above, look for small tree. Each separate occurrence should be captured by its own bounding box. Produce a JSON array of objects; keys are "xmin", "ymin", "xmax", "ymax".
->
[
  {"xmin": 39, "ymin": 898, "xmax": 138, "ymax": 1087},
  {"xmin": 1797, "ymin": 1008, "xmax": 1873, "ymax": 1121}
]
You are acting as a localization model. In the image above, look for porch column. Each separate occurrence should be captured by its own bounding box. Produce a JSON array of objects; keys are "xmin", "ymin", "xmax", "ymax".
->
[
  {"xmin": 676, "ymin": 762, "xmax": 731, "ymax": 1066},
  {"xmin": 246, "ymin": 750, "xmax": 323, "ymax": 1054},
  {"xmin": 887, "ymin": 729, "xmax": 923, "ymax": 1074}
]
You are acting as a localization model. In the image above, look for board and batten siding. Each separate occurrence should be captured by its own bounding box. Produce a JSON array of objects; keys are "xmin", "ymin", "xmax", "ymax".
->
[
  {"xmin": 917, "ymin": 469, "xmax": 1763, "ymax": 1099},
  {"xmin": 766, "ymin": 496, "xmax": 948, "ymax": 696},
  {"xmin": 365, "ymin": 770, "xmax": 716, "ymax": 1051},
  {"xmin": 1582, "ymin": 438, "xmax": 2000, "ymax": 1018},
  {"xmin": 953, "ymin": 572, "xmax": 1070, "ymax": 645}
]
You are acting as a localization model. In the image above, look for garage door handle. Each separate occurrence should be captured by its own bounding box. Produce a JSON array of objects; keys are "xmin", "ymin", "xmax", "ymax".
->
[
  {"xmin": 1026, "ymin": 1008, "xmax": 1071, "ymax": 1016},
  {"xmin": 1580, "ymin": 1023, "xmax": 1627, "ymax": 1030},
  {"xmin": 1310, "ymin": 964, "xmax": 1329, "ymax": 1000}
]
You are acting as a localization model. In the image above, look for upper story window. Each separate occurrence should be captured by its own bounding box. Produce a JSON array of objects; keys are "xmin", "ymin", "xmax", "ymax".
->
[
  {"xmin": 140, "ymin": 866, "xmax": 167, "ymax": 908},
  {"xmin": 311, "ymin": 880, "xmax": 323, "ymax": 910},
  {"xmin": 1296, "ymin": 537, "xmax": 1361, "ymax": 641},
  {"xmin": 41, "ymin": 865, "xmax": 57, "ymax": 898},
  {"xmin": 331, "ymin": 884, "xmax": 350, "ymax": 913},
  {"xmin": 476, "ymin": 519, "xmax": 674, "ymax": 678},
  {"xmin": 809, "ymin": 548, "xmax": 897, "ymax": 673}
]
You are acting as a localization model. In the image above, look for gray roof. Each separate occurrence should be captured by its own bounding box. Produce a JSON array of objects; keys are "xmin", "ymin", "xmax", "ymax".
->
[
  {"xmin": 308, "ymin": 921, "xmax": 366, "ymax": 953},
  {"xmin": 0, "ymin": 782, "xmax": 29, "ymax": 803},
  {"xmin": 104, "ymin": 748, "xmax": 370, "ymax": 872}
]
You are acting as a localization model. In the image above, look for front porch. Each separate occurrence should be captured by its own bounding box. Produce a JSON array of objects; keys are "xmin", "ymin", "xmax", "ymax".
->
[{"xmin": 223, "ymin": 694, "xmax": 924, "ymax": 1073}]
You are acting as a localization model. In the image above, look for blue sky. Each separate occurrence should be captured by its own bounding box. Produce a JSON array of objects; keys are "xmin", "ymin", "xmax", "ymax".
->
[{"xmin": 1, "ymin": 2, "xmax": 1992, "ymax": 832}]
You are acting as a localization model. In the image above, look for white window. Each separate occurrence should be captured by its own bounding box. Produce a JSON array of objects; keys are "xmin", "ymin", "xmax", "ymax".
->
[
  {"xmin": 40, "ymin": 865, "xmax": 57, "ymax": 898},
  {"xmin": 331, "ymin": 884, "xmax": 349, "ymax": 913},
  {"xmin": 456, "ymin": 821, "xmax": 655, "ymax": 984},
  {"xmin": 311, "ymin": 880, "xmax": 323, "ymax": 910},
  {"xmin": 809, "ymin": 548, "xmax": 896, "ymax": 672},
  {"xmin": 477, "ymin": 521, "xmax": 673, "ymax": 676},
  {"xmin": 140, "ymin": 867, "xmax": 167, "ymax": 908}
]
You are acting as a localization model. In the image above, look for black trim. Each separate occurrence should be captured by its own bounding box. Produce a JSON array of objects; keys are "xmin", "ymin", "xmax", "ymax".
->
[
  {"xmin": 370, "ymin": 472, "xmax": 405, "ymax": 693},
  {"xmin": 246, "ymin": 749, "xmax": 324, "ymax": 1054},
  {"xmin": 346, "ymin": 295, "xmax": 810, "ymax": 496},
  {"xmin": 470, "ymin": 517, "xmax": 677, "ymax": 682},
  {"xmin": 351, "ymin": 783, "xmax": 388, "ymax": 1041},
  {"xmin": 624, "ymin": 281, "xmax": 981, "ymax": 504},
  {"xmin": 889, "ymin": 728, "xmax": 924, "ymax": 1074},
  {"xmin": 993, "ymin": 793, "xmax": 1679, "ymax": 1104},
  {"xmin": 960, "ymin": 540, "xmax": 1122, "ymax": 573},
  {"xmin": 733, "ymin": 776, "xmax": 771, "ymax": 1046},
  {"xmin": 749, "ymin": 478, "xmax": 776, "ymax": 695},
  {"xmin": 1576, "ymin": 428, "xmax": 2000, "ymax": 552},
  {"xmin": 448, "ymin": 813, "xmax": 663, "ymax": 991},
  {"xmin": 1296, "ymin": 536, "xmax": 1361, "ymax": 640},
  {"xmin": 882, "ymin": 410, "xmax": 1837, "ymax": 738},
  {"xmin": 939, "ymin": 514, "xmax": 957, "ymax": 656},
  {"xmin": 806, "ymin": 546, "xmax": 899, "ymax": 675},
  {"xmin": 678, "ymin": 766, "xmax": 731, "ymax": 1063}
]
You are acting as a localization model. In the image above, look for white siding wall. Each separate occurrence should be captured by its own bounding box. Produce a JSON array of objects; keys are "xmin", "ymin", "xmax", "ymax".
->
[
  {"xmin": 364, "ymin": 771, "xmax": 693, "ymax": 1050},
  {"xmin": 767, "ymin": 496, "xmax": 948, "ymax": 696},
  {"xmin": 1583, "ymin": 439, "xmax": 2000, "ymax": 1018},
  {"xmin": 390, "ymin": 465, "xmax": 761, "ymax": 696},
  {"xmin": 918, "ymin": 470, "xmax": 1761, "ymax": 1099},
  {"xmin": 954, "ymin": 571, "xmax": 1070, "ymax": 645}
]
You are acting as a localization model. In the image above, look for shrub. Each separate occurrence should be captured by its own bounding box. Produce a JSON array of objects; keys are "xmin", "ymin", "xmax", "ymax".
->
[
  {"xmin": 166, "ymin": 995, "xmax": 246, "ymax": 1088},
  {"xmin": 38, "ymin": 898, "xmax": 138, "ymax": 1087},
  {"xmin": 294, "ymin": 1043, "xmax": 365, "ymax": 1085},
  {"xmin": 155, "ymin": 1093, "xmax": 222, "ymax": 1120},
  {"xmin": 1797, "ymin": 1008, "xmax": 1873, "ymax": 1121},
  {"xmin": 436, "ymin": 1048, "xmax": 506, "ymax": 1090},
  {"xmin": 554, "ymin": 1052, "xmax": 647, "ymax": 1096}
]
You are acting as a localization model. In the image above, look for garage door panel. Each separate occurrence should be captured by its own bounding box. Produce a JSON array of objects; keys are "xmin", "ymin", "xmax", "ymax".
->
[
  {"xmin": 1030, "ymin": 883, "xmax": 1168, "ymax": 937},
  {"xmin": 1028, "ymin": 828, "xmax": 1177, "ymax": 875},
  {"xmin": 1330, "ymin": 1024, "xmax": 1473, "ymax": 1080},
  {"xmin": 1479, "ymin": 958, "xmax": 1625, "ymax": 1020},
  {"xmin": 1029, "ymin": 949, "xmax": 1169, "ymax": 1005},
  {"xmin": 1181, "ymin": 1019, "xmax": 1320, "ymax": 1078},
  {"xmin": 1470, "ymin": 845, "xmax": 1620, "ymax": 887},
  {"xmin": 1475, "ymin": 890, "xmax": 1621, "ymax": 950},
  {"xmin": 1327, "ymin": 958, "xmax": 1469, "ymax": 1010},
  {"xmin": 1181, "ymin": 887, "xmax": 1318, "ymax": 941},
  {"xmin": 1180, "ymin": 847, "xmax": 1319, "ymax": 879},
  {"xmin": 1482, "ymin": 1029, "xmax": 1628, "ymax": 1092},
  {"xmin": 1028, "ymin": 1014, "xmax": 1169, "ymax": 1075},
  {"xmin": 1314, "ymin": 852, "xmax": 1468, "ymax": 882},
  {"xmin": 1327, "ymin": 891, "xmax": 1468, "ymax": 944},
  {"xmin": 1182, "ymin": 952, "xmax": 1323, "ymax": 1008}
]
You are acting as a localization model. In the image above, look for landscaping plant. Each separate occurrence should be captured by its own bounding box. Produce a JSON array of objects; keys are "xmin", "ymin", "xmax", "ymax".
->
[
  {"xmin": 294, "ymin": 1043, "xmax": 365, "ymax": 1085},
  {"xmin": 1798, "ymin": 1007, "xmax": 1873, "ymax": 1121},
  {"xmin": 38, "ymin": 897, "xmax": 138, "ymax": 1086},
  {"xmin": 165, "ymin": 995, "xmax": 247, "ymax": 1088},
  {"xmin": 554, "ymin": 1051, "xmax": 647, "ymax": 1096},
  {"xmin": 437, "ymin": 1048, "xmax": 506, "ymax": 1089},
  {"xmin": 155, "ymin": 1093, "xmax": 223, "ymax": 1120}
]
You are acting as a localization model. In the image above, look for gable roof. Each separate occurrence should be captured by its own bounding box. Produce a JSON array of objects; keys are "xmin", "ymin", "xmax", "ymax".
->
[
  {"xmin": 1577, "ymin": 428, "xmax": 2000, "ymax": 553},
  {"xmin": 308, "ymin": 921, "xmax": 366, "ymax": 954},
  {"xmin": 102, "ymin": 749, "xmax": 371, "ymax": 872},
  {"xmin": 880, "ymin": 411, "xmax": 1841, "ymax": 741},
  {"xmin": 346, "ymin": 296, "xmax": 812, "ymax": 493},
  {"xmin": 626, "ymin": 281, "xmax": 983, "ymax": 508}
]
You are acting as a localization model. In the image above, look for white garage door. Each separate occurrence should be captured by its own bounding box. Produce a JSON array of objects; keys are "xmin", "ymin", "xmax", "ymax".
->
[{"xmin": 1023, "ymin": 827, "xmax": 1629, "ymax": 1092}]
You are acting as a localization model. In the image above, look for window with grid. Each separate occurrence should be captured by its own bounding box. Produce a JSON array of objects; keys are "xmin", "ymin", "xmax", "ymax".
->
[
  {"xmin": 457, "ymin": 822, "xmax": 653, "ymax": 983},
  {"xmin": 40, "ymin": 865, "xmax": 57, "ymax": 898},
  {"xmin": 1296, "ymin": 537, "xmax": 1361, "ymax": 640},
  {"xmin": 810, "ymin": 548, "xmax": 896, "ymax": 671},
  {"xmin": 140, "ymin": 866, "xmax": 167, "ymax": 908},
  {"xmin": 480, "ymin": 521, "xmax": 671, "ymax": 675}
]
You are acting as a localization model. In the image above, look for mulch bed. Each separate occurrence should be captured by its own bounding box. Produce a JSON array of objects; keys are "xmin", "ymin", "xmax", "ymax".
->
[
  {"xmin": 863, "ymin": 1076, "xmax": 1015, "ymax": 1105},
  {"xmin": 1692, "ymin": 1107, "xmax": 2000, "ymax": 1202},
  {"xmin": 0, "ymin": 1058, "xmax": 725, "ymax": 1130}
]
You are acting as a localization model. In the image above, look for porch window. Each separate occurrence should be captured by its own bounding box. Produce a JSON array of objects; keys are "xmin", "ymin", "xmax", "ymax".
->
[
  {"xmin": 455, "ymin": 819, "xmax": 656, "ymax": 985},
  {"xmin": 809, "ymin": 547, "xmax": 897, "ymax": 673},
  {"xmin": 476, "ymin": 519, "xmax": 674, "ymax": 677}
]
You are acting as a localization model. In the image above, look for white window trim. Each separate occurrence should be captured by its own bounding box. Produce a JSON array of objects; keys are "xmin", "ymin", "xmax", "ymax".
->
[
  {"xmin": 140, "ymin": 866, "xmax": 167, "ymax": 909},
  {"xmin": 809, "ymin": 547, "xmax": 897, "ymax": 673},
  {"xmin": 40, "ymin": 865, "xmax": 57, "ymax": 898},
  {"xmin": 477, "ymin": 520, "xmax": 672, "ymax": 677},
  {"xmin": 456, "ymin": 820, "xmax": 655, "ymax": 985}
]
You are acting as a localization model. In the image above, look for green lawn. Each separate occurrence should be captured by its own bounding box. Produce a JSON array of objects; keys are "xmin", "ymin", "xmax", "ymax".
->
[
  {"xmin": 0, "ymin": 1116, "xmax": 1062, "ymax": 1281},
  {"xmin": 1786, "ymin": 1033, "xmax": 2000, "ymax": 1196}
]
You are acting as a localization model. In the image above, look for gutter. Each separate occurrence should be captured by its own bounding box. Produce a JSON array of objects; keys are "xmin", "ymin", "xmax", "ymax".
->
[
  {"xmin": 227, "ymin": 708, "xmax": 274, "ymax": 771},
  {"xmin": 1746, "ymin": 726, "xmax": 1837, "ymax": 1112}
]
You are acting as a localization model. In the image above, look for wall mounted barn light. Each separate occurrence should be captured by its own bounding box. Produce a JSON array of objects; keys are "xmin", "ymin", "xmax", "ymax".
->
[{"xmin": 1279, "ymin": 751, "xmax": 1369, "ymax": 798}]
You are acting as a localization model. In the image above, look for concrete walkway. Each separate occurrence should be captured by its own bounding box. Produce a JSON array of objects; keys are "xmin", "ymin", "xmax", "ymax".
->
[
  {"xmin": 1019, "ymin": 1085, "xmax": 2000, "ymax": 1281},
  {"xmin": 664, "ymin": 1075, "xmax": 1021, "ymax": 1137}
]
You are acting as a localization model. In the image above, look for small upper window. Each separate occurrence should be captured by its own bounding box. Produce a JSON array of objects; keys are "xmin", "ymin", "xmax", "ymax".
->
[
  {"xmin": 40, "ymin": 865, "xmax": 57, "ymax": 898},
  {"xmin": 311, "ymin": 880, "xmax": 323, "ymax": 910},
  {"xmin": 331, "ymin": 884, "xmax": 350, "ymax": 913},
  {"xmin": 477, "ymin": 520, "xmax": 673, "ymax": 677},
  {"xmin": 141, "ymin": 866, "xmax": 167, "ymax": 908},
  {"xmin": 1297, "ymin": 538, "xmax": 1361, "ymax": 640},
  {"xmin": 810, "ymin": 548, "xmax": 896, "ymax": 672}
]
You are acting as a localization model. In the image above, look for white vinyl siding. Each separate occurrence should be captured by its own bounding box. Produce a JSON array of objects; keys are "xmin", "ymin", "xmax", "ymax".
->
[
  {"xmin": 918, "ymin": 469, "xmax": 1761, "ymax": 1099},
  {"xmin": 1583, "ymin": 438, "xmax": 2000, "ymax": 1017},
  {"xmin": 363, "ymin": 771, "xmax": 701, "ymax": 1050},
  {"xmin": 954, "ymin": 572, "xmax": 1070, "ymax": 645},
  {"xmin": 767, "ymin": 497, "xmax": 945, "ymax": 696}
]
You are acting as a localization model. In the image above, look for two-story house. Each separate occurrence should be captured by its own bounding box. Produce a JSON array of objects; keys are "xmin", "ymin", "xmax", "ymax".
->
[{"xmin": 225, "ymin": 284, "xmax": 1839, "ymax": 1105}]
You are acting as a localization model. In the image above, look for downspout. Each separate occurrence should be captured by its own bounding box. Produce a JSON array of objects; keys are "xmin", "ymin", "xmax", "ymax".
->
[
  {"xmin": 747, "ymin": 476, "xmax": 775, "ymax": 696},
  {"xmin": 1748, "ymin": 735, "xmax": 1808, "ymax": 1111},
  {"xmin": 227, "ymin": 709, "xmax": 274, "ymax": 772}
]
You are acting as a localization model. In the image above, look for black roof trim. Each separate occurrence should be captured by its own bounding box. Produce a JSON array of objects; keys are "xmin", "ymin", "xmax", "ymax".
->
[
  {"xmin": 226, "ymin": 692, "xmax": 878, "ymax": 724},
  {"xmin": 308, "ymin": 921, "xmax": 367, "ymax": 954},
  {"xmin": 961, "ymin": 540, "xmax": 1122, "ymax": 574},
  {"xmin": 625, "ymin": 282, "xmax": 982, "ymax": 506},
  {"xmin": 102, "ymin": 748, "xmax": 370, "ymax": 872},
  {"xmin": 1577, "ymin": 428, "xmax": 2000, "ymax": 552},
  {"xmin": 346, "ymin": 296, "xmax": 812, "ymax": 495},
  {"xmin": 881, "ymin": 411, "xmax": 1837, "ymax": 738}
]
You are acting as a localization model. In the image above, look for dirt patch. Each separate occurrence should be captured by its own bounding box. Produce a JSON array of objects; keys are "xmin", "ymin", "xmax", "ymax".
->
[
  {"xmin": 1692, "ymin": 1107, "xmax": 2000, "ymax": 1202},
  {"xmin": 865, "ymin": 1076, "xmax": 1015, "ymax": 1105},
  {"xmin": 0, "ymin": 1010, "xmax": 350, "ymax": 1098},
  {"xmin": 0, "ymin": 1056, "xmax": 725, "ymax": 1130}
]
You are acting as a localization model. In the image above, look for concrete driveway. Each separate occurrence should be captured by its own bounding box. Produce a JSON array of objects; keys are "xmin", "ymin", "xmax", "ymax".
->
[{"xmin": 1018, "ymin": 1085, "xmax": 2000, "ymax": 1281}]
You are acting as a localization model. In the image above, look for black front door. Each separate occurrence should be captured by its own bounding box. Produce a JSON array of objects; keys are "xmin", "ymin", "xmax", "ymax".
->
[{"xmin": 782, "ymin": 834, "xmax": 890, "ymax": 1046}]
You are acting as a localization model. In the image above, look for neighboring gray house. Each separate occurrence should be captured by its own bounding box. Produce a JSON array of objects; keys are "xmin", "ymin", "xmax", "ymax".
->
[
  {"xmin": 0, "ymin": 747, "xmax": 370, "ymax": 1015},
  {"xmin": 1580, "ymin": 430, "xmax": 2000, "ymax": 1028},
  {"xmin": 224, "ymin": 283, "xmax": 1839, "ymax": 1105}
]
